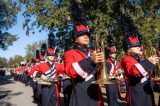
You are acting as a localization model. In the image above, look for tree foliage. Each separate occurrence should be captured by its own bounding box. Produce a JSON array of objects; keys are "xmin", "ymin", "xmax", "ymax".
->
[
  {"xmin": 7, "ymin": 55, "xmax": 24, "ymax": 67},
  {"xmin": 0, "ymin": 57, "xmax": 8, "ymax": 68},
  {"xmin": 18, "ymin": 0, "xmax": 160, "ymax": 58},
  {"xmin": 0, "ymin": 0, "xmax": 19, "ymax": 50},
  {"xmin": 24, "ymin": 40, "xmax": 47, "ymax": 60},
  {"xmin": 0, "ymin": 55, "xmax": 24, "ymax": 68}
]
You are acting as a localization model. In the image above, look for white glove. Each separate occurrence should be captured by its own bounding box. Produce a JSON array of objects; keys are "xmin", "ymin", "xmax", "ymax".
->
[{"xmin": 41, "ymin": 74, "xmax": 48, "ymax": 81}]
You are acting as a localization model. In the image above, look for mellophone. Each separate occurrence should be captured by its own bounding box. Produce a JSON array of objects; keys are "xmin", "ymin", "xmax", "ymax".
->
[{"xmin": 35, "ymin": 77, "xmax": 61, "ymax": 86}]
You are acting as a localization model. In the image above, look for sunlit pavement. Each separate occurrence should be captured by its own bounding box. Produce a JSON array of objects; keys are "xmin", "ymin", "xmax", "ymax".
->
[
  {"xmin": 0, "ymin": 75, "xmax": 37, "ymax": 106},
  {"xmin": 0, "ymin": 75, "xmax": 159, "ymax": 106}
]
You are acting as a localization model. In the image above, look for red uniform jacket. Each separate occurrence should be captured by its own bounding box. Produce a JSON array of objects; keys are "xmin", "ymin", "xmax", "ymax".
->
[
  {"xmin": 64, "ymin": 49, "xmax": 95, "ymax": 79},
  {"xmin": 29, "ymin": 62, "xmax": 64, "ymax": 78},
  {"xmin": 106, "ymin": 58, "xmax": 123, "ymax": 76},
  {"xmin": 29, "ymin": 61, "xmax": 64, "ymax": 106},
  {"xmin": 122, "ymin": 56, "xmax": 149, "ymax": 77},
  {"xmin": 122, "ymin": 55, "xmax": 155, "ymax": 106},
  {"xmin": 64, "ymin": 48, "xmax": 104, "ymax": 106},
  {"xmin": 106, "ymin": 58, "xmax": 124, "ymax": 97}
]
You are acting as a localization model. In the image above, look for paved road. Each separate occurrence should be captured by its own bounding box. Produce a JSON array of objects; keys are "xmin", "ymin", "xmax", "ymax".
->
[
  {"xmin": 0, "ymin": 75, "xmax": 159, "ymax": 106},
  {"xmin": 0, "ymin": 75, "xmax": 124, "ymax": 106},
  {"xmin": 0, "ymin": 75, "xmax": 37, "ymax": 106}
]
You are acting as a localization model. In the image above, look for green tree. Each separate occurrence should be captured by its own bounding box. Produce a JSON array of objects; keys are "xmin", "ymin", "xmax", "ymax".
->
[
  {"xmin": 18, "ymin": 0, "xmax": 160, "ymax": 57},
  {"xmin": 24, "ymin": 40, "xmax": 47, "ymax": 60},
  {"xmin": 0, "ymin": 0, "xmax": 19, "ymax": 50},
  {"xmin": 8, "ymin": 55, "xmax": 25, "ymax": 68},
  {"xmin": 0, "ymin": 57, "xmax": 8, "ymax": 68},
  {"xmin": 12, "ymin": 55, "xmax": 24, "ymax": 66},
  {"xmin": 8, "ymin": 57, "xmax": 14, "ymax": 67}
]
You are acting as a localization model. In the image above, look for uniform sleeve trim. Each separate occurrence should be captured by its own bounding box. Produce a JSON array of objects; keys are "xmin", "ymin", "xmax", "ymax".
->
[
  {"xmin": 85, "ymin": 68, "xmax": 97, "ymax": 81},
  {"xmin": 134, "ymin": 63, "xmax": 148, "ymax": 76},
  {"xmin": 109, "ymin": 63, "xmax": 114, "ymax": 76},
  {"xmin": 33, "ymin": 71, "xmax": 38, "ymax": 77},
  {"xmin": 72, "ymin": 62, "xmax": 88, "ymax": 79},
  {"xmin": 141, "ymin": 75, "xmax": 149, "ymax": 83}
]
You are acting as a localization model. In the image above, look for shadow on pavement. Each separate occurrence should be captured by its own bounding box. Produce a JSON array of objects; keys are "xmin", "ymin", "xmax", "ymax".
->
[
  {"xmin": 9, "ymin": 92, "xmax": 23, "ymax": 96},
  {"xmin": 0, "ymin": 90, "xmax": 11, "ymax": 100},
  {"xmin": 0, "ymin": 76, "xmax": 23, "ymax": 101},
  {"xmin": 0, "ymin": 94, "xmax": 8, "ymax": 100},
  {"xmin": 0, "ymin": 91, "xmax": 23, "ymax": 100},
  {"xmin": 0, "ymin": 90, "xmax": 12, "ymax": 94},
  {"xmin": 0, "ymin": 102, "xmax": 15, "ymax": 106}
]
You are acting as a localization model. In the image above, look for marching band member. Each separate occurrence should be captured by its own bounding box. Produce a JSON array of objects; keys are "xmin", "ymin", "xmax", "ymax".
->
[
  {"xmin": 64, "ymin": 23, "xmax": 104, "ymax": 106},
  {"xmin": 30, "ymin": 50, "xmax": 41, "ymax": 104},
  {"xmin": 29, "ymin": 33, "xmax": 64, "ymax": 106},
  {"xmin": 62, "ymin": 72, "xmax": 72, "ymax": 106},
  {"xmin": 39, "ymin": 43, "xmax": 47, "ymax": 62},
  {"xmin": 155, "ymin": 40, "xmax": 160, "ymax": 106},
  {"xmin": 122, "ymin": 33, "xmax": 158, "ymax": 106},
  {"xmin": 105, "ymin": 35, "xmax": 124, "ymax": 106},
  {"xmin": 64, "ymin": 2, "xmax": 105, "ymax": 106}
]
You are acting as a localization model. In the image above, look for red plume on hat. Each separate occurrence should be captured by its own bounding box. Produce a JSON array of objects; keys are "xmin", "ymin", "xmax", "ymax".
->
[
  {"xmin": 107, "ymin": 35, "xmax": 117, "ymax": 54},
  {"xmin": 69, "ymin": 1, "xmax": 90, "ymax": 37},
  {"xmin": 123, "ymin": 33, "xmax": 142, "ymax": 52},
  {"xmin": 118, "ymin": 14, "xmax": 143, "ymax": 52},
  {"xmin": 47, "ymin": 33, "xmax": 55, "ymax": 56}
]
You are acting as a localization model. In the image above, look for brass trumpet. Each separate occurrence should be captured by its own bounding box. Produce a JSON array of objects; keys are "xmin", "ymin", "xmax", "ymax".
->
[
  {"xmin": 143, "ymin": 45, "xmax": 160, "ymax": 81},
  {"xmin": 92, "ymin": 36, "xmax": 117, "ymax": 84}
]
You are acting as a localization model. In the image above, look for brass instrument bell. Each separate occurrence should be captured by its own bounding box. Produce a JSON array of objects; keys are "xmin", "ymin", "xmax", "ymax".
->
[{"xmin": 92, "ymin": 38, "xmax": 117, "ymax": 84}]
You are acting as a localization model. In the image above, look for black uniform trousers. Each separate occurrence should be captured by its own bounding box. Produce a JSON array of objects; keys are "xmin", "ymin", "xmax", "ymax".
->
[
  {"xmin": 30, "ymin": 80, "xmax": 38, "ymax": 102},
  {"xmin": 106, "ymin": 84, "xmax": 119, "ymax": 106},
  {"xmin": 130, "ymin": 80, "xmax": 155, "ymax": 106},
  {"xmin": 41, "ymin": 84, "xmax": 57, "ymax": 106},
  {"xmin": 63, "ymin": 79, "xmax": 72, "ymax": 106},
  {"xmin": 69, "ymin": 78, "xmax": 100, "ymax": 106},
  {"xmin": 37, "ymin": 84, "xmax": 42, "ymax": 105}
]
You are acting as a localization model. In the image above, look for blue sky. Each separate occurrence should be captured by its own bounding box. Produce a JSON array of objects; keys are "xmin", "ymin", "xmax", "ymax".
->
[{"xmin": 0, "ymin": 10, "xmax": 48, "ymax": 59}]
